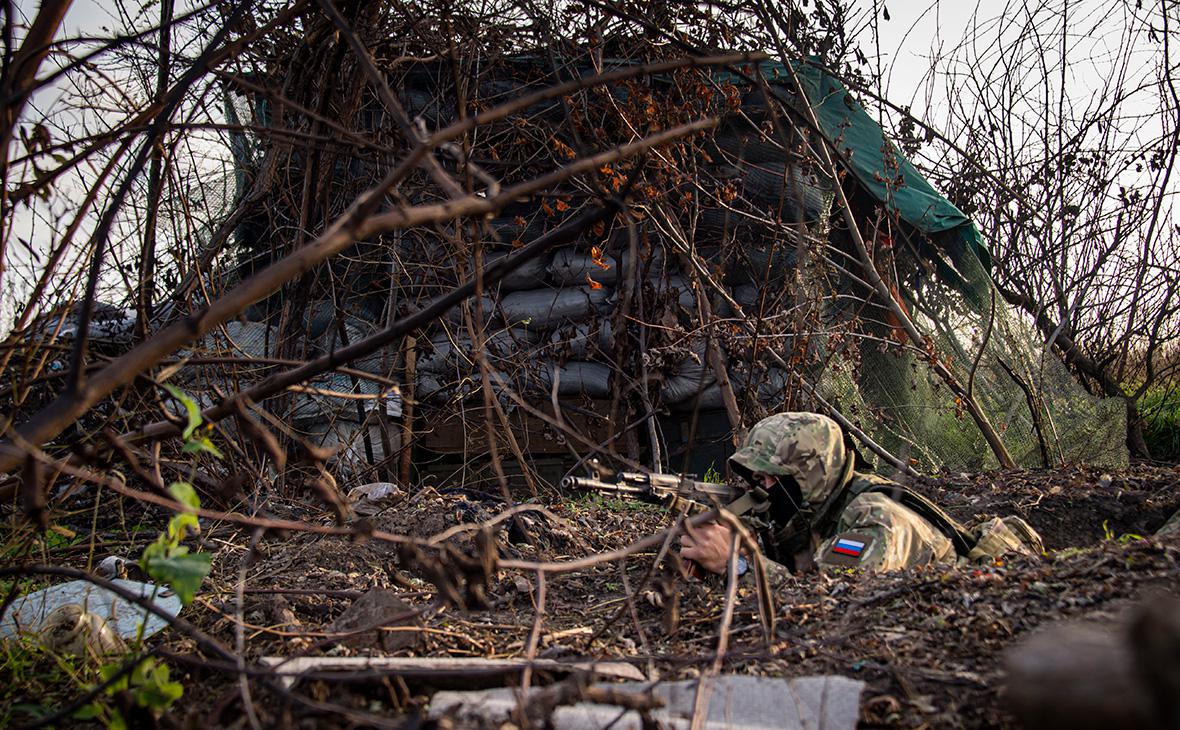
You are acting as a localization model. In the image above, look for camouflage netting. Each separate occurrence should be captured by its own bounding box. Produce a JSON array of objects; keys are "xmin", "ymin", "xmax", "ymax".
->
[{"xmin": 813, "ymin": 235, "xmax": 1129, "ymax": 471}]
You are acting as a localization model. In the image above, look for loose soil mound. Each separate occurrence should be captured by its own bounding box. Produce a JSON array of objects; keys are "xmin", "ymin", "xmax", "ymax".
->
[
  {"xmin": 12, "ymin": 464, "xmax": 1180, "ymax": 728},
  {"xmin": 914, "ymin": 464, "xmax": 1180, "ymax": 549}
]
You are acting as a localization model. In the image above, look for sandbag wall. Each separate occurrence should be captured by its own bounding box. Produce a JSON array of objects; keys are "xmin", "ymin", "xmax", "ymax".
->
[
  {"xmin": 215, "ymin": 53, "xmax": 837, "ymax": 471},
  {"xmin": 404, "ymin": 215, "xmax": 825, "ymax": 418},
  {"xmin": 177, "ymin": 309, "xmax": 401, "ymax": 475}
]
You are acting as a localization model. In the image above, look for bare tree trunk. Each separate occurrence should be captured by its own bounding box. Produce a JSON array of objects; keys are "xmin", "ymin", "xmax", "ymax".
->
[
  {"xmin": 0, "ymin": 0, "xmax": 73, "ymax": 295},
  {"xmin": 135, "ymin": 0, "xmax": 174, "ymax": 339}
]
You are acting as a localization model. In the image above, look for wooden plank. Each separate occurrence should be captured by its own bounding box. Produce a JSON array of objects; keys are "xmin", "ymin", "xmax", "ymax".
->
[{"xmin": 259, "ymin": 655, "xmax": 646, "ymax": 689}]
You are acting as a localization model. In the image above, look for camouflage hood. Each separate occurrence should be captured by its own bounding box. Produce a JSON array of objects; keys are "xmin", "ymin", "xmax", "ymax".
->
[{"xmin": 729, "ymin": 412, "xmax": 852, "ymax": 504}]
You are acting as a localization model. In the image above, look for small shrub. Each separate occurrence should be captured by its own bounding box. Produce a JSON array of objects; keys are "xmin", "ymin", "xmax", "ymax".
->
[
  {"xmin": 702, "ymin": 463, "xmax": 724, "ymax": 484},
  {"xmin": 1139, "ymin": 387, "xmax": 1180, "ymax": 461}
]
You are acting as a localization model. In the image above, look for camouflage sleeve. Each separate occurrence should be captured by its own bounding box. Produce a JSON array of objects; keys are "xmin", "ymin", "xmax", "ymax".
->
[
  {"xmin": 741, "ymin": 554, "xmax": 792, "ymax": 592},
  {"xmin": 815, "ymin": 492, "xmax": 956, "ymax": 573},
  {"xmin": 966, "ymin": 515, "xmax": 1044, "ymax": 562}
]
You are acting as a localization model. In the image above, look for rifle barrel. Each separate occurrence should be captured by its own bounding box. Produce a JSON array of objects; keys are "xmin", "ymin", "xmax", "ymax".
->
[{"xmin": 561, "ymin": 476, "xmax": 648, "ymax": 496}]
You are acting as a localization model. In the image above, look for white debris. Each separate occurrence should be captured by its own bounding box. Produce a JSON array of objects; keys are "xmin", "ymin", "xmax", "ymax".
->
[{"xmin": 1, "ymin": 579, "xmax": 182, "ymax": 646}]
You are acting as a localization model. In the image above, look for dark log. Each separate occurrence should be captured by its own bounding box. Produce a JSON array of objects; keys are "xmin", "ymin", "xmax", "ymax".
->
[{"xmin": 1005, "ymin": 598, "xmax": 1180, "ymax": 730}]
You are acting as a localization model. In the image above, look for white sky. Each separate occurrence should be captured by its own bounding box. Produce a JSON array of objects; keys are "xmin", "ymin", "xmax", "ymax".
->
[
  {"xmin": 3, "ymin": 0, "xmax": 225, "ymax": 333},
  {"xmin": 2, "ymin": 0, "xmax": 1169, "ymax": 333}
]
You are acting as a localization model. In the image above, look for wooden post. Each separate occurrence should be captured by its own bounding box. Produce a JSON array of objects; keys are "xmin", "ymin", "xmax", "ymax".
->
[{"xmin": 399, "ymin": 336, "xmax": 416, "ymax": 487}]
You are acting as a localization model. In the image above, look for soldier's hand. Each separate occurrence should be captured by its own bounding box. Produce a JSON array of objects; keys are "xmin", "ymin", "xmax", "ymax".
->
[{"xmin": 680, "ymin": 522, "xmax": 736, "ymax": 575}]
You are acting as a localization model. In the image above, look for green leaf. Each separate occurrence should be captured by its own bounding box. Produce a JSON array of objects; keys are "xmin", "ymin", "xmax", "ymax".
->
[
  {"xmin": 182, "ymin": 436, "xmax": 224, "ymax": 459},
  {"xmin": 134, "ymin": 661, "xmax": 183, "ymax": 710},
  {"xmin": 12, "ymin": 703, "xmax": 48, "ymax": 719},
  {"xmin": 167, "ymin": 482, "xmax": 200, "ymax": 511},
  {"xmin": 163, "ymin": 384, "xmax": 202, "ymax": 440},
  {"xmin": 143, "ymin": 550, "xmax": 211, "ymax": 605},
  {"xmin": 137, "ymin": 677, "xmax": 184, "ymax": 709},
  {"xmin": 71, "ymin": 703, "xmax": 102, "ymax": 720},
  {"xmin": 99, "ymin": 661, "xmax": 131, "ymax": 691},
  {"xmin": 167, "ymin": 512, "xmax": 199, "ymax": 542},
  {"xmin": 141, "ymin": 535, "xmax": 169, "ymax": 563}
]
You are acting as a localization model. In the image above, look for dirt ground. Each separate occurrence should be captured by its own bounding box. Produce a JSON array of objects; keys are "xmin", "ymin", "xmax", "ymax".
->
[{"xmin": 17, "ymin": 463, "xmax": 1180, "ymax": 728}]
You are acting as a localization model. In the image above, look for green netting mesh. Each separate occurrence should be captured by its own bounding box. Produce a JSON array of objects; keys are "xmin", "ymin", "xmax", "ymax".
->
[{"xmin": 813, "ymin": 238, "xmax": 1128, "ymax": 472}]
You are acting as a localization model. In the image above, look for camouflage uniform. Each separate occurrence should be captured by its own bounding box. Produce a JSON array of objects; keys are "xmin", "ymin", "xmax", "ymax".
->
[{"xmin": 728, "ymin": 412, "xmax": 1043, "ymax": 575}]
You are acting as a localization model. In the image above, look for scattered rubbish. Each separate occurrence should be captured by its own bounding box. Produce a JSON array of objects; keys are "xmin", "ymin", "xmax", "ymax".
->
[
  {"xmin": 96, "ymin": 556, "xmax": 130, "ymax": 579},
  {"xmin": 259, "ymin": 656, "xmax": 646, "ymax": 691},
  {"xmin": 0, "ymin": 579, "xmax": 182, "ymax": 648},
  {"xmin": 427, "ymin": 674, "xmax": 864, "ymax": 730},
  {"xmin": 346, "ymin": 482, "xmax": 403, "ymax": 516},
  {"xmin": 268, "ymin": 596, "xmax": 300, "ymax": 629},
  {"xmin": 326, "ymin": 588, "xmax": 421, "ymax": 651},
  {"xmin": 505, "ymin": 626, "xmax": 593, "ymax": 652},
  {"xmin": 38, "ymin": 604, "xmax": 126, "ymax": 656},
  {"xmin": 95, "ymin": 555, "xmax": 148, "ymax": 581}
]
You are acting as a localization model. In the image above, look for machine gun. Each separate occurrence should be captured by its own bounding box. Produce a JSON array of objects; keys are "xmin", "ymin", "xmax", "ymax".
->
[{"xmin": 561, "ymin": 459, "xmax": 774, "ymax": 572}]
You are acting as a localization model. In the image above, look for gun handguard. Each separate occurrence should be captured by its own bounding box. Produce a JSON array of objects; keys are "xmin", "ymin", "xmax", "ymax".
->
[
  {"xmin": 561, "ymin": 464, "xmax": 769, "ymax": 523},
  {"xmin": 563, "ymin": 464, "xmax": 772, "ymax": 580}
]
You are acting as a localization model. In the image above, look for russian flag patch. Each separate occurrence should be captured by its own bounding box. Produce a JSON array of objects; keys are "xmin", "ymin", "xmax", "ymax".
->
[
  {"xmin": 824, "ymin": 533, "xmax": 875, "ymax": 566},
  {"xmin": 832, "ymin": 537, "xmax": 867, "ymax": 557}
]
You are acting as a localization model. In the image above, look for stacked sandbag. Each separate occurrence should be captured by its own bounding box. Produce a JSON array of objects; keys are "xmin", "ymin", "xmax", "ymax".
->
[
  {"xmin": 544, "ymin": 321, "xmax": 613, "ymax": 360},
  {"xmin": 171, "ymin": 319, "xmax": 280, "ymax": 398},
  {"xmin": 498, "ymin": 285, "xmax": 610, "ymax": 330},
  {"xmin": 619, "ymin": 245, "xmax": 669, "ymax": 281},
  {"xmin": 444, "ymin": 296, "xmax": 498, "ymax": 325},
  {"xmin": 465, "ymin": 247, "xmax": 549, "ymax": 291},
  {"xmin": 548, "ymin": 248, "xmax": 619, "ymax": 288},
  {"xmin": 416, "ymin": 329, "xmax": 539, "ymax": 375},
  {"xmin": 709, "ymin": 117, "xmax": 834, "ymax": 224},
  {"xmin": 531, "ymin": 361, "xmax": 614, "ymax": 399},
  {"xmin": 290, "ymin": 373, "xmax": 386, "ymax": 427},
  {"xmin": 407, "ymin": 237, "xmax": 794, "ymax": 413},
  {"xmin": 305, "ymin": 420, "xmax": 398, "ymax": 475},
  {"xmin": 660, "ymin": 349, "xmax": 716, "ymax": 405},
  {"xmin": 216, "ymin": 320, "xmax": 276, "ymax": 359},
  {"xmin": 672, "ymin": 366, "xmax": 791, "ymax": 412},
  {"xmin": 728, "ymin": 242, "xmax": 799, "ymax": 285},
  {"xmin": 29, "ymin": 302, "xmax": 135, "ymax": 349},
  {"xmin": 412, "ymin": 242, "xmax": 620, "ymax": 404},
  {"xmin": 411, "ymin": 328, "xmax": 542, "ymax": 406}
]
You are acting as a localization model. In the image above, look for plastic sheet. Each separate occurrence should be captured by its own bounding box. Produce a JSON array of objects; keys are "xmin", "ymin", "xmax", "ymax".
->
[
  {"xmin": 417, "ymin": 329, "xmax": 537, "ymax": 374},
  {"xmin": 0, "ymin": 579, "xmax": 182, "ymax": 644},
  {"xmin": 483, "ymin": 250, "xmax": 550, "ymax": 290},
  {"xmin": 546, "ymin": 321, "xmax": 614, "ymax": 360}
]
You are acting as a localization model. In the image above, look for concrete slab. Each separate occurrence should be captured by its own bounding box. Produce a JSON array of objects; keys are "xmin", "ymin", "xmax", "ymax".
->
[{"xmin": 427, "ymin": 674, "xmax": 864, "ymax": 729}]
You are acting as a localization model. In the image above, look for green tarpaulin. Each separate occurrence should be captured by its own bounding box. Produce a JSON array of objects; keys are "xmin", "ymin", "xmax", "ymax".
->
[{"xmin": 720, "ymin": 60, "xmax": 991, "ymax": 269}]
